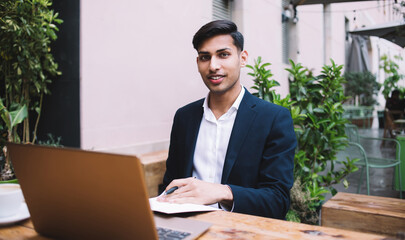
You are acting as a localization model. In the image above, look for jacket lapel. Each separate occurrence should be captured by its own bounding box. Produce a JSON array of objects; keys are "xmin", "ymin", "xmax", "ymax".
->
[
  {"xmin": 183, "ymin": 100, "xmax": 204, "ymax": 177},
  {"xmin": 221, "ymin": 90, "xmax": 258, "ymax": 183}
]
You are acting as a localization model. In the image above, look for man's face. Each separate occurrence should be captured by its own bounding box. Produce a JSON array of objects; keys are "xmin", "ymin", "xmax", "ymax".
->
[{"xmin": 197, "ymin": 34, "xmax": 248, "ymax": 95}]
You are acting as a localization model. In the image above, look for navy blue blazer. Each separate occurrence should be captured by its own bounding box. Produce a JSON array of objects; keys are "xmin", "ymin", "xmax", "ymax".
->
[{"xmin": 162, "ymin": 89, "xmax": 297, "ymax": 219}]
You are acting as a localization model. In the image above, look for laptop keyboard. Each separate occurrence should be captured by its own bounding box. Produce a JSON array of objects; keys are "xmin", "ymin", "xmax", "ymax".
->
[{"xmin": 157, "ymin": 227, "xmax": 191, "ymax": 240}]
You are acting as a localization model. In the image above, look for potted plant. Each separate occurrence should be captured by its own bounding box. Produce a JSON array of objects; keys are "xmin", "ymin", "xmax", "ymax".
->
[
  {"xmin": 343, "ymin": 71, "xmax": 380, "ymax": 128},
  {"xmin": 0, "ymin": 0, "xmax": 62, "ymax": 182},
  {"xmin": 378, "ymin": 54, "xmax": 404, "ymax": 129},
  {"xmin": 380, "ymin": 54, "xmax": 404, "ymax": 100},
  {"xmin": 0, "ymin": 100, "xmax": 28, "ymax": 181},
  {"xmin": 247, "ymin": 57, "xmax": 358, "ymax": 224}
]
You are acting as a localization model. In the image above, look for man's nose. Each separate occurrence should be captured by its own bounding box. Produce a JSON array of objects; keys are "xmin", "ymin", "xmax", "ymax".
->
[{"xmin": 209, "ymin": 57, "xmax": 220, "ymax": 71}]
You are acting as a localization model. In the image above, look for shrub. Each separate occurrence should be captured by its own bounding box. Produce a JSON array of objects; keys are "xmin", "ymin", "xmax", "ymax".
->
[
  {"xmin": 247, "ymin": 57, "xmax": 358, "ymax": 224},
  {"xmin": 0, "ymin": 0, "xmax": 62, "ymax": 180},
  {"xmin": 343, "ymin": 71, "xmax": 380, "ymax": 107}
]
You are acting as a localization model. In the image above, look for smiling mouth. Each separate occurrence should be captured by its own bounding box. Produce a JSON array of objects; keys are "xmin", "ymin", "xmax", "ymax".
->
[{"xmin": 208, "ymin": 75, "xmax": 225, "ymax": 84}]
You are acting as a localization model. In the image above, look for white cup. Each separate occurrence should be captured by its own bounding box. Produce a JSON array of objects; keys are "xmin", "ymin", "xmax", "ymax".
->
[{"xmin": 0, "ymin": 183, "xmax": 24, "ymax": 218}]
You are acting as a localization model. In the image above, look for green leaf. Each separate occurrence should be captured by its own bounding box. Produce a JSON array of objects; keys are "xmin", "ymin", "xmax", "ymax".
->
[
  {"xmin": 0, "ymin": 110, "xmax": 11, "ymax": 131},
  {"xmin": 330, "ymin": 187, "xmax": 337, "ymax": 196},
  {"xmin": 262, "ymin": 63, "xmax": 271, "ymax": 68},
  {"xmin": 343, "ymin": 179, "xmax": 349, "ymax": 189},
  {"xmin": 9, "ymin": 105, "xmax": 28, "ymax": 128}
]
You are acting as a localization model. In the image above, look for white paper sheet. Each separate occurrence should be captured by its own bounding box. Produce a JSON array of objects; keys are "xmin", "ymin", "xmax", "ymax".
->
[{"xmin": 149, "ymin": 197, "xmax": 221, "ymax": 214}]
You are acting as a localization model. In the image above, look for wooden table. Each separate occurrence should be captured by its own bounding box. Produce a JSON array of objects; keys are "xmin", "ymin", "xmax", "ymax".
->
[
  {"xmin": 322, "ymin": 192, "xmax": 405, "ymax": 237},
  {"xmin": 0, "ymin": 211, "xmax": 389, "ymax": 239}
]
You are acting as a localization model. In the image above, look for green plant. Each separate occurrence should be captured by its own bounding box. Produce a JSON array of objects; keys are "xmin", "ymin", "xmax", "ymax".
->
[
  {"xmin": 380, "ymin": 54, "xmax": 404, "ymax": 99},
  {"xmin": 37, "ymin": 133, "xmax": 62, "ymax": 147},
  {"xmin": 246, "ymin": 57, "xmax": 305, "ymax": 123},
  {"xmin": 247, "ymin": 57, "xmax": 358, "ymax": 224},
  {"xmin": 0, "ymin": 99, "xmax": 28, "ymax": 180},
  {"xmin": 344, "ymin": 71, "xmax": 380, "ymax": 107},
  {"xmin": 0, "ymin": 99, "xmax": 28, "ymax": 143},
  {"xmin": 248, "ymin": 57, "xmax": 280, "ymax": 103},
  {"xmin": 0, "ymin": 0, "xmax": 62, "ymax": 180}
]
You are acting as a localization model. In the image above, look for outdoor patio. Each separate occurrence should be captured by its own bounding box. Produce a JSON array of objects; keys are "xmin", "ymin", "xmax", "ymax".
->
[
  {"xmin": 1, "ymin": 1, "xmax": 405, "ymax": 239},
  {"xmin": 330, "ymin": 127, "xmax": 402, "ymax": 200}
]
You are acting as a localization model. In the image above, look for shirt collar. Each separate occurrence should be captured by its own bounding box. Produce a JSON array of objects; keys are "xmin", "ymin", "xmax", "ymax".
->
[{"xmin": 202, "ymin": 85, "xmax": 245, "ymax": 112}]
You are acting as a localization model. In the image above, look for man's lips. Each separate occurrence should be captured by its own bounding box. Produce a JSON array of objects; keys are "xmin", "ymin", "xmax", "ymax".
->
[{"xmin": 207, "ymin": 75, "xmax": 225, "ymax": 84}]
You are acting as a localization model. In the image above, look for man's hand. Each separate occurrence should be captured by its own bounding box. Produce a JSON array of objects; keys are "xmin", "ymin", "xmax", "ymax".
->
[{"xmin": 157, "ymin": 177, "xmax": 233, "ymax": 206}]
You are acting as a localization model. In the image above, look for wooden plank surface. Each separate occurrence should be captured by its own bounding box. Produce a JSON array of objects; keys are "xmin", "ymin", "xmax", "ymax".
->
[
  {"xmin": 0, "ymin": 211, "xmax": 388, "ymax": 240},
  {"xmin": 0, "ymin": 220, "xmax": 50, "ymax": 240},
  {"xmin": 138, "ymin": 150, "xmax": 167, "ymax": 197},
  {"xmin": 322, "ymin": 192, "xmax": 405, "ymax": 236},
  {"xmin": 190, "ymin": 211, "xmax": 388, "ymax": 240}
]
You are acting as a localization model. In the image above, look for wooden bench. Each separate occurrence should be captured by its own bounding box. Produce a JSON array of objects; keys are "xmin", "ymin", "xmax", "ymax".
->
[
  {"xmin": 321, "ymin": 192, "xmax": 405, "ymax": 237},
  {"xmin": 138, "ymin": 150, "xmax": 168, "ymax": 197}
]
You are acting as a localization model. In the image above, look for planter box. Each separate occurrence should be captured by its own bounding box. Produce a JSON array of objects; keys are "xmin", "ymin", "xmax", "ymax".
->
[
  {"xmin": 343, "ymin": 105, "xmax": 374, "ymax": 128},
  {"xmin": 322, "ymin": 192, "xmax": 405, "ymax": 237},
  {"xmin": 138, "ymin": 150, "xmax": 167, "ymax": 197},
  {"xmin": 350, "ymin": 117, "xmax": 374, "ymax": 129}
]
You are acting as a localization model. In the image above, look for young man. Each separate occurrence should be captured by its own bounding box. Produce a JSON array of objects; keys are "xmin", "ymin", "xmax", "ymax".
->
[{"xmin": 158, "ymin": 20, "xmax": 297, "ymax": 219}]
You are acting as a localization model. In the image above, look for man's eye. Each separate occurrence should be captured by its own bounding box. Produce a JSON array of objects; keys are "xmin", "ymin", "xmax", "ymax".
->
[
  {"xmin": 199, "ymin": 55, "xmax": 210, "ymax": 61},
  {"xmin": 219, "ymin": 52, "xmax": 230, "ymax": 58}
]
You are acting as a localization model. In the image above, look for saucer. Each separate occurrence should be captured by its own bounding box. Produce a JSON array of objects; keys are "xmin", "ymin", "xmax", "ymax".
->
[{"xmin": 0, "ymin": 203, "xmax": 30, "ymax": 226}]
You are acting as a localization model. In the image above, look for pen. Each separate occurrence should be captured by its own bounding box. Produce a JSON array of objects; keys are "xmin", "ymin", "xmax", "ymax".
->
[{"xmin": 165, "ymin": 186, "xmax": 179, "ymax": 195}]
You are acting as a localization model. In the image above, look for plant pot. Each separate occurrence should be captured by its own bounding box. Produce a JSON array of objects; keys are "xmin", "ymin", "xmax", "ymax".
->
[{"xmin": 350, "ymin": 117, "xmax": 374, "ymax": 128}]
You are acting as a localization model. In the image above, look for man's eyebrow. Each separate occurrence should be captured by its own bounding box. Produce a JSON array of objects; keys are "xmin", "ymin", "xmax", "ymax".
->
[
  {"xmin": 216, "ymin": 48, "xmax": 231, "ymax": 53},
  {"xmin": 198, "ymin": 48, "xmax": 231, "ymax": 55}
]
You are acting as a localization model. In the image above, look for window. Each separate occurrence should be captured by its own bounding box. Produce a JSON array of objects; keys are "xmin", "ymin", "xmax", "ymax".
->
[{"xmin": 213, "ymin": 0, "xmax": 232, "ymax": 21}]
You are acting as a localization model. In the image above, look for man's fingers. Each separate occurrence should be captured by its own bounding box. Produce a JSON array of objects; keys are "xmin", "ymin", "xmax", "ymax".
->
[
  {"xmin": 160, "ymin": 178, "xmax": 223, "ymax": 205},
  {"xmin": 167, "ymin": 196, "xmax": 200, "ymax": 204},
  {"xmin": 158, "ymin": 187, "xmax": 194, "ymax": 202},
  {"xmin": 165, "ymin": 177, "xmax": 195, "ymax": 192}
]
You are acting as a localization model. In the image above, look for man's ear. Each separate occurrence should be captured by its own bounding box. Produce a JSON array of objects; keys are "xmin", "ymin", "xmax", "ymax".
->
[{"xmin": 240, "ymin": 50, "xmax": 248, "ymax": 67}]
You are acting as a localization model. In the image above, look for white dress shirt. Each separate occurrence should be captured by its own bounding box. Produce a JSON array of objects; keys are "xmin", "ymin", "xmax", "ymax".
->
[{"xmin": 192, "ymin": 86, "xmax": 245, "ymax": 208}]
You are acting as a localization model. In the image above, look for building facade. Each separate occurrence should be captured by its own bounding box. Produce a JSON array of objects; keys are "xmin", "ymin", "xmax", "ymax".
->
[{"xmin": 41, "ymin": 0, "xmax": 405, "ymax": 153}]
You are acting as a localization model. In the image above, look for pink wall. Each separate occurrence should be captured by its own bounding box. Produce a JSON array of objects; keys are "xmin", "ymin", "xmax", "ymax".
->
[
  {"xmin": 296, "ymin": 4, "xmax": 325, "ymax": 74},
  {"xmin": 81, "ymin": 1, "xmax": 212, "ymax": 152},
  {"xmin": 242, "ymin": 0, "xmax": 289, "ymax": 97}
]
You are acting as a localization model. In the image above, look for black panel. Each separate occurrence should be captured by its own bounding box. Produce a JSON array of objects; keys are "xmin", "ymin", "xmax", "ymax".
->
[{"xmin": 36, "ymin": 0, "xmax": 80, "ymax": 147}]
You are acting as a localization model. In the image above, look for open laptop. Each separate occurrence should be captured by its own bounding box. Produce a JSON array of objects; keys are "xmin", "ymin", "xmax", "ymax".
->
[{"xmin": 7, "ymin": 143, "xmax": 211, "ymax": 240}]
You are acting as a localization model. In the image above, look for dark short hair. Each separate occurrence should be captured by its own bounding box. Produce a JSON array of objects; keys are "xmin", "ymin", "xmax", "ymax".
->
[{"xmin": 192, "ymin": 20, "xmax": 244, "ymax": 51}]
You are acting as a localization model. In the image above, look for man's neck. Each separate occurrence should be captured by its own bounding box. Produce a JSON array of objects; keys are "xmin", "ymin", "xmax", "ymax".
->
[{"xmin": 208, "ymin": 84, "xmax": 242, "ymax": 119}]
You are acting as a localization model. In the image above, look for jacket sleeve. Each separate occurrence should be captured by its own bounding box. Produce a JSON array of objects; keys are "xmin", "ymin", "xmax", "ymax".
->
[
  {"xmin": 228, "ymin": 107, "xmax": 296, "ymax": 219},
  {"xmin": 160, "ymin": 110, "xmax": 180, "ymax": 194}
]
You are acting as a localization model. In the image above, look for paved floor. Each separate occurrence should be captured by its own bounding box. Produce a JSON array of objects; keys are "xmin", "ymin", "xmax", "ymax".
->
[{"xmin": 326, "ymin": 128, "xmax": 403, "ymax": 201}]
